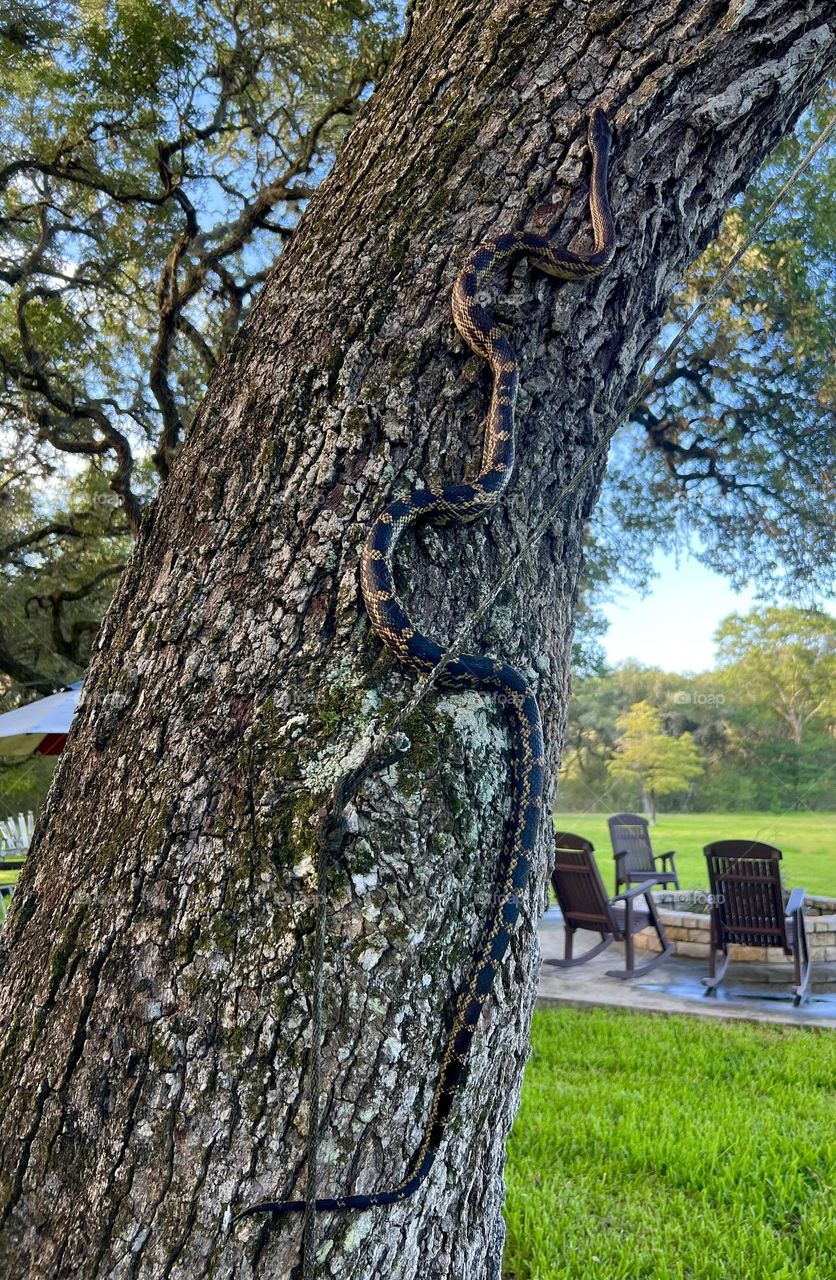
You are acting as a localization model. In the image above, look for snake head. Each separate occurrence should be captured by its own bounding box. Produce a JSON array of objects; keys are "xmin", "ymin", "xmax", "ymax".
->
[{"xmin": 588, "ymin": 106, "xmax": 612, "ymax": 155}]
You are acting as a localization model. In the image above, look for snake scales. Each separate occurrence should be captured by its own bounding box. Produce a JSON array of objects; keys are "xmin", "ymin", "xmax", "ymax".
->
[{"xmin": 241, "ymin": 106, "xmax": 615, "ymax": 1221}]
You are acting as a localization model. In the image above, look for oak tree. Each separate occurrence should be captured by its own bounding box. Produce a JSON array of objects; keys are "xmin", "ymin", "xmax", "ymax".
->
[{"xmin": 607, "ymin": 699, "xmax": 704, "ymax": 822}]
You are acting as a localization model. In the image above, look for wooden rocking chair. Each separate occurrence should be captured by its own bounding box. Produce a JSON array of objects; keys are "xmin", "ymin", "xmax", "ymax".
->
[
  {"xmin": 608, "ymin": 812, "xmax": 680, "ymax": 895},
  {"xmin": 703, "ymin": 840, "xmax": 812, "ymax": 1005},
  {"xmin": 547, "ymin": 832, "xmax": 673, "ymax": 979}
]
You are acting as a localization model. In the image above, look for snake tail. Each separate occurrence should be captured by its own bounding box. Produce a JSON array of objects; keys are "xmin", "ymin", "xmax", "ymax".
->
[{"xmin": 238, "ymin": 105, "xmax": 615, "ymax": 1222}]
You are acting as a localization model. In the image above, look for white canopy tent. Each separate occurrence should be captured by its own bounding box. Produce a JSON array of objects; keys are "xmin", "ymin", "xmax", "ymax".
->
[{"xmin": 0, "ymin": 682, "xmax": 82, "ymax": 758}]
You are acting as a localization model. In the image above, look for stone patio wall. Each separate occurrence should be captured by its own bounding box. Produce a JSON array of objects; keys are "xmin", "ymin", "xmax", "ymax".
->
[{"xmin": 634, "ymin": 891, "xmax": 836, "ymax": 964}]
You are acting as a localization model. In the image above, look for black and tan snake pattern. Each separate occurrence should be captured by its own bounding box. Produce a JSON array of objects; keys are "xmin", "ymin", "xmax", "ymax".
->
[{"xmin": 240, "ymin": 106, "xmax": 615, "ymax": 1221}]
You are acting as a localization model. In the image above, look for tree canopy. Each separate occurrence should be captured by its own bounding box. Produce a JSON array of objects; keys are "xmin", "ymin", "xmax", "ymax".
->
[
  {"xmin": 607, "ymin": 699, "xmax": 704, "ymax": 822},
  {"xmin": 0, "ymin": 0, "xmax": 398, "ymax": 689},
  {"xmin": 1, "ymin": 0, "xmax": 397, "ymax": 506},
  {"xmin": 578, "ymin": 94, "xmax": 835, "ymax": 672},
  {"xmin": 0, "ymin": 9, "xmax": 832, "ymax": 706},
  {"xmin": 715, "ymin": 606, "xmax": 835, "ymax": 745}
]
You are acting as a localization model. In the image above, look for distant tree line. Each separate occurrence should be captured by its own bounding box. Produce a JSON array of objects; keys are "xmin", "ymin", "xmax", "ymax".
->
[{"xmin": 559, "ymin": 607, "xmax": 836, "ymax": 815}]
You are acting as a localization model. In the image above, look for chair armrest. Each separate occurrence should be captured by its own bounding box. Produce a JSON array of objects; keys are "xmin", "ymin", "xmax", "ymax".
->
[
  {"xmin": 654, "ymin": 850, "xmax": 676, "ymax": 864},
  {"xmin": 614, "ymin": 851, "xmax": 629, "ymax": 864},
  {"xmin": 786, "ymin": 887, "xmax": 806, "ymax": 916},
  {"xmin": 612, "ymin": 879, "xmax": 658, "ymax": 903}
]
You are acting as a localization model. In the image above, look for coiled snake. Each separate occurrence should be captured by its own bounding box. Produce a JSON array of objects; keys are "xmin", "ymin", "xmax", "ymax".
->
[{"xmin": 241, "ymin": 106, "xmax": 615, "ymax": 1221}]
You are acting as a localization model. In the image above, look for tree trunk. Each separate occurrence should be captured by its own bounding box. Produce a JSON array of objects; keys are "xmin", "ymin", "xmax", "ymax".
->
[{"xmin": 1, "ymin": 3, "xmax": 833, "ymax": 1278}]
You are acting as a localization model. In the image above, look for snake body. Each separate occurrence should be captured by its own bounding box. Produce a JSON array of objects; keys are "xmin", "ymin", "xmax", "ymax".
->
[{"xmin": 241, "ymin": 107, "xmax": 615, "ymax": 1221}]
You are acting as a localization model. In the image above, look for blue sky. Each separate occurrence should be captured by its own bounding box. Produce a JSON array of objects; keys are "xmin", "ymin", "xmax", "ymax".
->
[{"xmin": 600, "ymin": 552, "xmax": 759, "ymax": 674}]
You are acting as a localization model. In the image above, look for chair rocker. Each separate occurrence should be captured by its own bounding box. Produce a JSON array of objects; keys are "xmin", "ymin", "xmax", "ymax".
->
[
  {"xmin": 548, "ymin": 832, "xmax": 673, "ymax": 980},
  {"xmin": 703, "ymin": 839, "xmax": 812, "ymax": 1006}
]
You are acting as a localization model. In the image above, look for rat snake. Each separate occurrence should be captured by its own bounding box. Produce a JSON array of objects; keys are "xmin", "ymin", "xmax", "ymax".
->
[{"xmin": 240, "ymin": 105, "xmax": 615, "ymax": 1221}]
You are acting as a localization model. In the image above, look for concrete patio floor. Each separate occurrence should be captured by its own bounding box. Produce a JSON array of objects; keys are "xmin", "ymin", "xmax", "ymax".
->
[{"xmin": 538, "ymin": 906, "xmax": 836, "ymax": 1029}]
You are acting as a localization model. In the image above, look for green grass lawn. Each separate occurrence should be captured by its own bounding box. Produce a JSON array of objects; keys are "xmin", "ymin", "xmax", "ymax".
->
[
  {"xmin": 504, "ymin": 1006, "xmax": 836, "ymax": 1280},
  {"xmin": 554, "ymin": 811, "xmax": 836, "ymax": 897}
]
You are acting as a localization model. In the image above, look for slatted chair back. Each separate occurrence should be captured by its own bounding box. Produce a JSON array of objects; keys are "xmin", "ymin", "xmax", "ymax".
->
[
  {"xmin": 608, "ymin": 812, "xmax": 655, "ymax": 879},
  {"xmin": 704, "ymin": 840, "xmax": 789, "ymax": 951},
  {"xmin": 552, "ymin": 833, "xmax": 615, "ymax": 935}
]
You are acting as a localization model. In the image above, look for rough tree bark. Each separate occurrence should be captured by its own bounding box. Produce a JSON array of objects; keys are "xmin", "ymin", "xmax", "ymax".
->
[{"xmin": 0, "ymin": 2, "xmax": 833, "ymax": 1277}]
